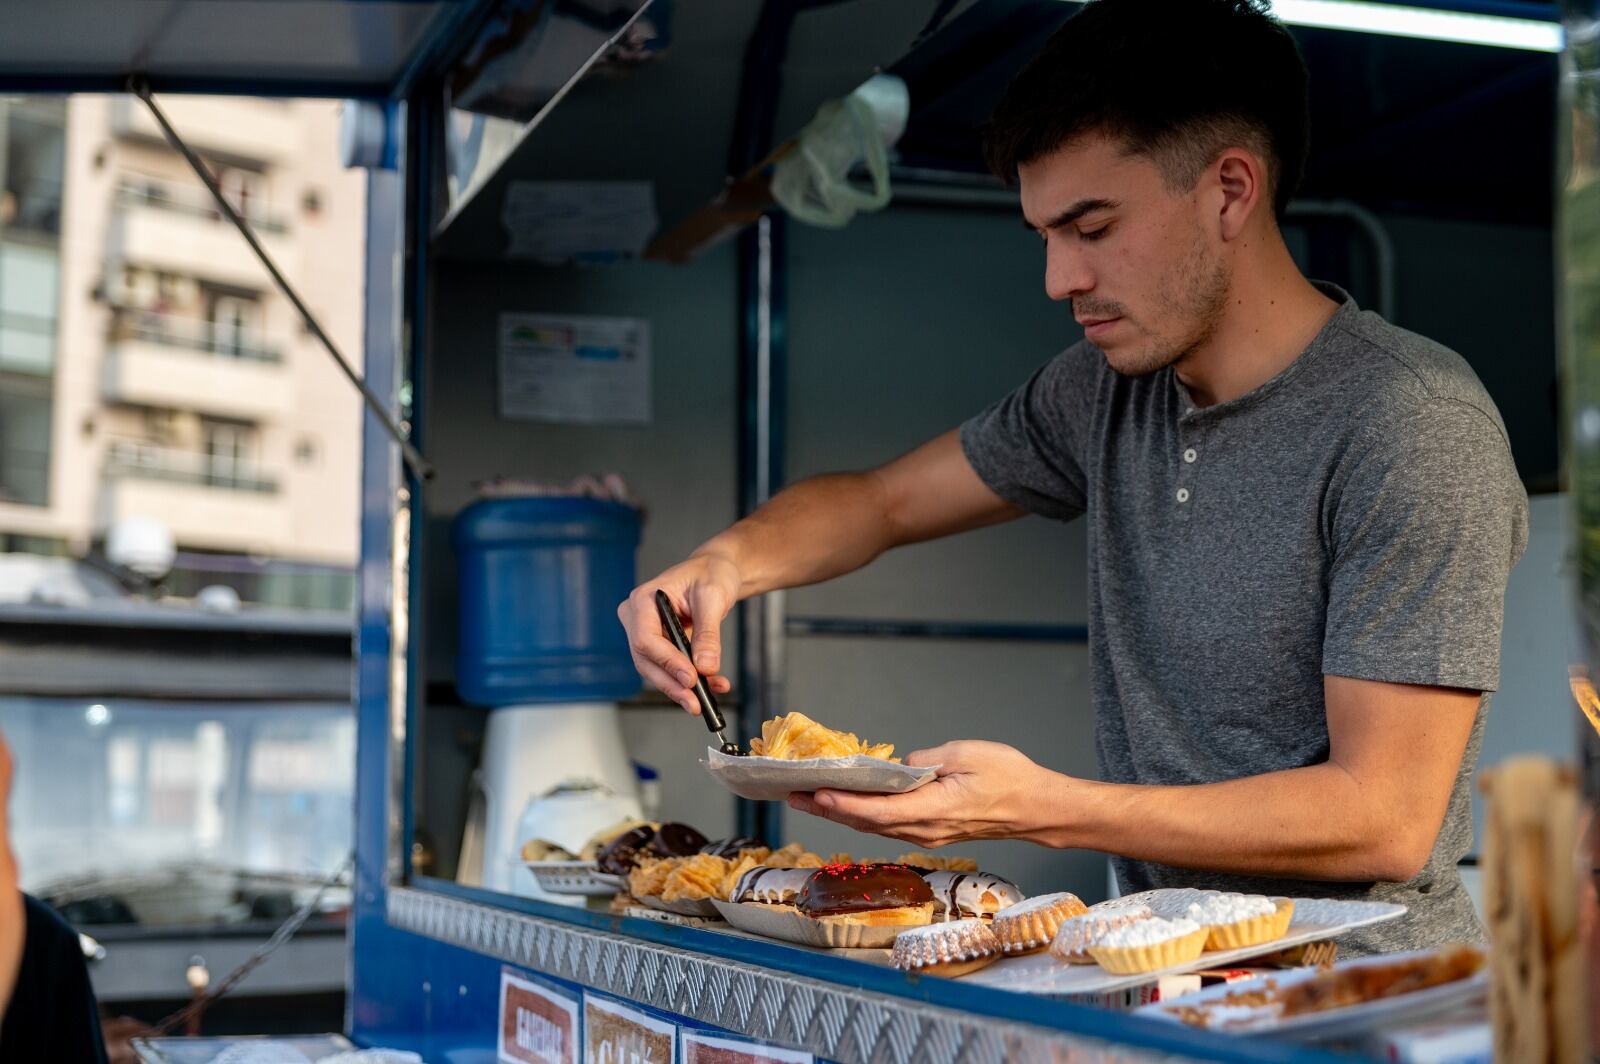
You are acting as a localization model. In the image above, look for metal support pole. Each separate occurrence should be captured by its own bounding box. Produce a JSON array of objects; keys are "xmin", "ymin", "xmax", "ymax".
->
[
  {"xmin": 126, "ymin": 75, "xmax": 433, "ymax": 483},
  {"xmin": 731, "ymin": 1, "xmax": 802, "ymax": 845}
]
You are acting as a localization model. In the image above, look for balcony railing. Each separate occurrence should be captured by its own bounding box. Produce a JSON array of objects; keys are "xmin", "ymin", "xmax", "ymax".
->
[
  {"xmin": 113, "ymin": 311, "xmax": 282, "ymax": 364},
  {"xmin": 104, "ymin": 440, "xmax": 278, "ymax": 494},
  {"xmin": 113, "ymin": 178, "xmax": 289, "ymax": 236}
]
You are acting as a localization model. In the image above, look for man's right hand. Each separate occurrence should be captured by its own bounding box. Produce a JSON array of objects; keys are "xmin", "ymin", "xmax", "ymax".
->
[{"xmin": 618, "ymin": 552, "xmax": 741, "ymax": 713}]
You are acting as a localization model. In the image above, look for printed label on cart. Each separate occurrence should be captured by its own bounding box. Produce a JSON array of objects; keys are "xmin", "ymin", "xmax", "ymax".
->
[
  {"xmin": 499, "ymin": 969, "xmax": 579, "ymax": 1064},
  {"xmin": 680, "ymin": 1031, "xmax": 812, "ymax": 1064},
  {"xmin": 584, "ymin": 994, "xmax": 677, "ymax": 1064},
  {"xmin": 498, "ymin": 312, "xmax": 651, "ymax": 425}
]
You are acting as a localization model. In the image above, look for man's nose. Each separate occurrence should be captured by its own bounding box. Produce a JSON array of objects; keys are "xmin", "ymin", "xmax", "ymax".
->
[{"xmin": 1044, "ymin": 239, "xmax": 1093, "ymax": 302}]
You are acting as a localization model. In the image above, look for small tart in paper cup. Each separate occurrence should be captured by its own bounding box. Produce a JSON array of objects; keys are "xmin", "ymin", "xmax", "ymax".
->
[
  {"xmin": 990, "ymin": 891, "xmax": 1089, "ymax": 955},
  {"xmin": 1048, "ymin": 901, "xmax": 1155, "ymax": 965},
  {"xmin": 892, "ymin": 918, "xmax": 1002, "ymax": 978},
  {"xmin": 1087, "ymin": 917, "xmax": 1209, "ymax": 975},
  {"xmin": 704, "ymin": 747, "xmax": 939, "ymax": 802},
  {"xmin": 1189, "ymin": 895, "xmax": 1295, "ymax": 951}
]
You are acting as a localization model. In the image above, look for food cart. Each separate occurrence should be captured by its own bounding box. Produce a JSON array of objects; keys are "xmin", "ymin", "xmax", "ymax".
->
[{"xmin": 2, "ymin": 1, "xmax": 1591, "ymax": 1060}]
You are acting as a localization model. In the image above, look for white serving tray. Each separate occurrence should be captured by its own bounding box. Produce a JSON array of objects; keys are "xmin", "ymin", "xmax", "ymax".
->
[
  {"xmin": 958, "ymin": 896, "xmax": 1406, "ymax": 996},
  {"xmin": 1133, "ymin": 948, "xmax": 1488, "ymax": 1039},
  {"xmin": 520, "ymin": 860, "xmax": 621, "ymax": 897},
  {"xmin": 704, "ymin": 748, "xmax": 938, "ymax": 801}
]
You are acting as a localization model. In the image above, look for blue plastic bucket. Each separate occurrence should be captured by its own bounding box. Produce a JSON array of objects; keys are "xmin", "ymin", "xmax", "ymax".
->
[{"xmin": 452, "ymin": 496, "xmax": 641, "ymax": 706}]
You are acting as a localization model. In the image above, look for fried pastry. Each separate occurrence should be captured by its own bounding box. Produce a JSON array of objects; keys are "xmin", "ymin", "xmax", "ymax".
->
[
  {"xmin": 627, "ymin": 858, "xmax": 674, "ymax": 899},
  {"xmin": 660, "ymin": 854, "xmax": 730, "ymax": 902},
  {"xmin": 748, "ymin": 711, "xmax": 898, "ymax": 761}
]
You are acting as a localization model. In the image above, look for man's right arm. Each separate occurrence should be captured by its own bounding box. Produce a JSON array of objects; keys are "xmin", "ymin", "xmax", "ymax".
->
[{"xmin": 618, "ymin": 429, "xmax": 1022, "ymax": 712}]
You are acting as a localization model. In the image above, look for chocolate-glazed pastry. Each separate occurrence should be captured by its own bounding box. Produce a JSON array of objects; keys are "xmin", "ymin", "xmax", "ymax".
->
[
  {"xmin": 595, "ymin": 825, "xmax": 655, "ymax": 876},
  {"xmin": 647, "ymin": 822, "xmax": 709, "ymax": 858},
  {"xmin": 797, "ymin": 864, "xmax": 933, "ymax": 917},
  {"xmin": 700, "ymin": 835, "xmax": 765, "ymax": 858}
]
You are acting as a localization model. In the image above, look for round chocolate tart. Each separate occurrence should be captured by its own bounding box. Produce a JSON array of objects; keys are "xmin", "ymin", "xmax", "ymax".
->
[
  {"xmin": 797, "ymin": 864, "xmax": 933, "ymax": 917},
  {"xmin": 647, "ymin": 822, "xmax": 710, "ymax": 858},
  {"xmin": 595, "ymin": 825, "xmax": 656, "ymax": 876}
]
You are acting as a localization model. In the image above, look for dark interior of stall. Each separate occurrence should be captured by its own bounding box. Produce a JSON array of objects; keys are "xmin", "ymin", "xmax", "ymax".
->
[{"xmin": 407, "ymin": 0, "xmax": 1571, "ymax": 924}]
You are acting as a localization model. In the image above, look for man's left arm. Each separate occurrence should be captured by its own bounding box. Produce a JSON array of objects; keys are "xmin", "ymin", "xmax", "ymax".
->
[{"xmin": 793, "ymin": 675, "xmax": 1477, "ymax": 881}]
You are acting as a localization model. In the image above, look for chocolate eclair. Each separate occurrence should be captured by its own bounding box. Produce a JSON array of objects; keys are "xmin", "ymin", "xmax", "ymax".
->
[{"xmin": 797, "ymin": 864, "xmax": 935, "ymax": 928}]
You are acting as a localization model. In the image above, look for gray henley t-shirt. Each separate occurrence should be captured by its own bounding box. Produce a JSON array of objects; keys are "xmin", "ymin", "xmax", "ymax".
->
[{"xmin": 960, "ymin": 284, "xmax": 1529, "ymax": 954}]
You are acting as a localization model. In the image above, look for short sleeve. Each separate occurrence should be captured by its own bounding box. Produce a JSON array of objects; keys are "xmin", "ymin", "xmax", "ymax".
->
[
  {"xmin": 958, "ymin": 343, "xmax": 1098, "ymax": 522},
  {"xmin": 1323, "ymin": 400, "xmax": 1529, "ymax": 692}
]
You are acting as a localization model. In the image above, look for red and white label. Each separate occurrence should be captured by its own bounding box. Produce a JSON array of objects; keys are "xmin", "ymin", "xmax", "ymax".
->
[
  {"xmin": 680, "ymin": 1031, "xmax": 812, "ymax": 1064},
  {"xmin": 583, "ymin": 995, "xmax": 677, "ymax": 1064},
  {"xmin": 499, "ymin": 970, "xmax": 579, "ymax": 1064}
]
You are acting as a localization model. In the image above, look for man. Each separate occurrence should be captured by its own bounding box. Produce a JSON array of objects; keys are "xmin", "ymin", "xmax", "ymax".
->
[{"xmin": 618, "ymin": 0, "xmax": 1528, "ymax": 953}]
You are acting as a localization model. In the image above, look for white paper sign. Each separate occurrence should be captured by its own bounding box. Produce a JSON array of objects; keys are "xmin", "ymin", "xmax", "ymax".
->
[
  {"xmin": 502, "ymin": 180, "xmax": 658, "ymax": 264},
  {"xmin": 499, "ymin": 312, "xmax": 651, "ymax": 425}
]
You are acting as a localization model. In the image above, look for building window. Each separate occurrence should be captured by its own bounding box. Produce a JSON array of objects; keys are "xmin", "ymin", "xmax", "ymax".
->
[
  {"xmin": 0, "ymin": 242, "xmax": 61, "ymax": 376},
  {"xmin": 208, "ymin": 294, "xmax": 261, "ymax": 359},
  {"xmin": 201, "ymin": 419, "xmax": 259, "ymax": 488},
  {"xmin": 1, "ymin": 101, "xmax": 66, "ymax": 241},
  {"xmin": 0, "ymin": 377, "xmax": 52, "ymax": 507}
]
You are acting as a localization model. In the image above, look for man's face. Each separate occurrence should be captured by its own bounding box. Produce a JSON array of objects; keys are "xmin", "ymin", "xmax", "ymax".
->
[{"xmin": 1019, "ymin": 133, "xmax": 1231, "ymax": 376}]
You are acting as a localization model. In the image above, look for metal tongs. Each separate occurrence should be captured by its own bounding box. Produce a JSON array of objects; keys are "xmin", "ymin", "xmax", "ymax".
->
[{"xmin": 654, "ymin": 590, "xmax": 743, "ymax": 755}]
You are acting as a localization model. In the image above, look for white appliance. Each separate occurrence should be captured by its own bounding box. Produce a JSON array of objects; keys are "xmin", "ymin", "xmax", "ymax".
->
[{"xmin": 475, "ymin": 701, "xmax": 641, "ymax": 895}]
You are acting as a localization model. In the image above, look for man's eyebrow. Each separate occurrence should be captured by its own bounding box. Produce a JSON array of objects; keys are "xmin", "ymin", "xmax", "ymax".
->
[{"xmin": 1022, "ymin": 198, "xmax": 1120, "ymax": 232}]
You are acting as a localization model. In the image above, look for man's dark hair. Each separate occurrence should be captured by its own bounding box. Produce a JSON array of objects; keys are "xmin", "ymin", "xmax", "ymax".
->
[{"xmin": 983, "ymin": 0, "xmax": 1310, "ymax": 221}]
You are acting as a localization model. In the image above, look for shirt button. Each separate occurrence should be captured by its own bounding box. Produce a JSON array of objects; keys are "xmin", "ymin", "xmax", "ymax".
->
[
  {"xmin": 1176, "ymin": 488, "xmax": 1190, "ymax": 503},
  {"xmin": 1183, "ymin": 448, "xmax": 1198, "ymax": 463}
]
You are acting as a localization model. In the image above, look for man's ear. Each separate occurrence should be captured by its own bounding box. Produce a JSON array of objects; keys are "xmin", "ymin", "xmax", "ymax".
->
[{"xmin": 1215, "ymin": 147, "xmax": 1267, "ymax": 241}]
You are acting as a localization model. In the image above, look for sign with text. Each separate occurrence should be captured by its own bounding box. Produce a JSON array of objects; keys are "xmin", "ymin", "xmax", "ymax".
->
[
  {"xmin": 498, "ymin": 969, "xmax": 580, "ymax": 1064},
  {"xmin": 680, "ymin": 1031, "xmax": 813, "ymax": 1064},
  {"xmin": 583, "ymin": 994, "xmax": 677, "ymax": 1064},
  {"xmin": 498, "ymin": 312, "xmax": 652, "ymax": 426}
]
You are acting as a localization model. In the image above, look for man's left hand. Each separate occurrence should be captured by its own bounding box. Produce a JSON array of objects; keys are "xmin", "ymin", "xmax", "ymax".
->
[{"xmin": 787, "ymin": 740, "xmax": 1069, "ymax": 848}]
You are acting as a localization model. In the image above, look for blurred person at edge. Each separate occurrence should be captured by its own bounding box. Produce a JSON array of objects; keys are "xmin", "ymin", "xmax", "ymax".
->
[{"xmin": 0, "ymin": 730, "xmax": 112, "ymax": 1063}]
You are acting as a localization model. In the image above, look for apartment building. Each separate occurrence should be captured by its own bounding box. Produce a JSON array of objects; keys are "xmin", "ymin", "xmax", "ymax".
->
[{"xmin": 0, "ymin": 95, "xmax": 365, "ymax": 607}]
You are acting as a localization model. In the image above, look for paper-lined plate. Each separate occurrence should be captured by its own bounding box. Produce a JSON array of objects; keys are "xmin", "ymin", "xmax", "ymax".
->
[
  {"xmin": 704, "ymin": 747, "xmax": 939, "ymax": 801},
  {"xmin": 1134, "ymin": 949, "xmax": 1488, "ymax": 1039},
  {"xmin": 520, "ymin": 861, "xmax": 620, "ymax": 897},
  {"xmin": 710, "ymin": 899, "xmax": 905, "ymax": 948},
  {"xmin": 635, "ymin": 893, "xmax": 722, "ymax": 918},
  {"xmin": 958, "ymin": 896, "xmax": 1406, "ymax": 996}
]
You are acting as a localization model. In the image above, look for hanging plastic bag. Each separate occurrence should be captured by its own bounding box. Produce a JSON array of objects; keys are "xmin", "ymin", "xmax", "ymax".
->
[{"xmin": 771, "ymin": 74, "xmax": 909, "ymax": 228}]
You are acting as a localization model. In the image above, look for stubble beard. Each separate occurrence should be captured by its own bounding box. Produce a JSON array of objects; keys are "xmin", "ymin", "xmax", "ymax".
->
[{"xmin": 1097, "ymin": 229, "xmax": 1231, "ymax": 378}]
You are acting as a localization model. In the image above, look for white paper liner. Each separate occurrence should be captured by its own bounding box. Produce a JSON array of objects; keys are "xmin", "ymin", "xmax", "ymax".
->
[
  {"xmin": 704, "ymin": 747, "xmax": 939, "ymax": 801},
  {"xmin": 710, "ymin": 899, "xmax": 917, "ymax": 948},
  {"xmin": 634, "ymin": 893, "xmax": 722, "ymax": 918}
]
